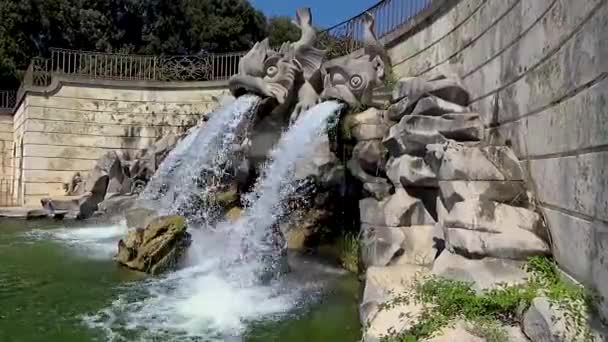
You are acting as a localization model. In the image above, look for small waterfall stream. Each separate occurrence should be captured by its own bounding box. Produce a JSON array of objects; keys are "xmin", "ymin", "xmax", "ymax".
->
[
  {"xmin": 140, "ymin": 94, "xmax": 260, "ymax": 223},
  {"xmin": 87, "ymin": 100, "xmax": 344, "ymax": 341}
]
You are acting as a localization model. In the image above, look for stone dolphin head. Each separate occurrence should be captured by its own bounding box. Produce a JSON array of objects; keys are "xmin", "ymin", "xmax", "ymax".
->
[
  {"xmin": 229, "ymin": 8, "xmax": 326, "ymax": 107},
  {"xmin": 319, "ymin": 12, "xmax": 389, "ymax": 108}
]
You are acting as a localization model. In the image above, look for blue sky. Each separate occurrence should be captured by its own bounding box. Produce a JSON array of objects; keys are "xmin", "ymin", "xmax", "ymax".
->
[{"xmin": 251, "ymin": 0, "xmax": 379, "ymax": 28}]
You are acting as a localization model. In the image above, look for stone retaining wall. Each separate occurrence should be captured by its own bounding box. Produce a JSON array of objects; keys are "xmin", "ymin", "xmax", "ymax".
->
[
  {"xmin": 385, "ymin": 0, "xmax": 608, "ymax": 320},
  {"xmin": 11, "ymin": 79, "xmax": 228, "ymax": 206}
]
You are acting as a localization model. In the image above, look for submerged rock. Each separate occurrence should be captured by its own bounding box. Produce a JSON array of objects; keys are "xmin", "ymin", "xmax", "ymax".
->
[{"xmin": 116, "ymin": 215, "xmax": 191, "ymax": 275}]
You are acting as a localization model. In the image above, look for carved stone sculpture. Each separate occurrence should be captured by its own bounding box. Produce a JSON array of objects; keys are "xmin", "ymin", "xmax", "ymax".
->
[
  {"xmin": 229, "ymin": 8, "xmax": 390, "ymax": 114},
  {"xmin": 320, "ymin": 12, "xmax": 389, "ymax": 107},
  {"xmin": 229, "ymin": 8, "xmax": 325, "ymax": 109}
]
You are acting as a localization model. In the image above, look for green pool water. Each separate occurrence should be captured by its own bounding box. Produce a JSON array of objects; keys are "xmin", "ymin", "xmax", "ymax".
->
[{"xmin": 0, "ymin": 219, "xmax": 361, "ymax": 342}]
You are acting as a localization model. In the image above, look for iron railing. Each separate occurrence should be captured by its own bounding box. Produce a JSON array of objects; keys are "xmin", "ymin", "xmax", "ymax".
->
[
  {"xmin": 16, "ymin": 0, "xmax": 435, "ymax": 90},
  {"xmin": 23, "ymin": 48, "xmax": 245, "ymax": 87},
  {"xmin": 0, "ymin": 91, "xmax": 16, "ymax": 111},
  {"xmin": 319, "ymin": 0, "xmax": 433, "ymax": 55}
]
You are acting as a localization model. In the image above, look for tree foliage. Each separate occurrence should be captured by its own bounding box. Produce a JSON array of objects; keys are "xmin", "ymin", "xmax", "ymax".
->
[
  {"xmin": 0, "ymin": 0, "xmax": 269, "ymax": 87},
  {"xmin": 266, "ymin": 16, "xmax": 300, "ymax": 47}
]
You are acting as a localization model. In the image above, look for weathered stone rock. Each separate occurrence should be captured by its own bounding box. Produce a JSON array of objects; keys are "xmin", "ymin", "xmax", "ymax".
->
[
  {"xmin": 352, "ymin": 123, "xmax": 389, "ymax": 141},
  {"xmin": 445, "ymin": 200, "xmax": 542, "ymax": 235},
  {"xmin": 116, "ymin": 215, "xmax": 191, "ymax": 275},
  {"xmin": 427, "ymin": 143, "xmax": 524, "ymax": 181},
  {"xmin": 438, "ymin": 180, "xmax": 529, "ymax": 211},
  {"xmin": 361, "ymin": 224, "xmax": 405, "ymax": 268},
  {"xmin": 386, "ymin": 155, "xmax": 437, "ymax": 188},
  {"xmin": 404, "ymin": 114, "xmax": 483, "ymax": 141},
  {"xmin": 360, "ymin": 188, "xmax": 435, "ymax": 227},
  {"xmin": 344, "ymin": 108, "xmax": 390, "ymax": 141},
  {"xmin": 432, "ymin": 250, "xmax": 528, "ymax": 291},
  {"xmin": 505, "ymin": 326, "xmax": 531, "ymax": 342},
  {"xmin": 384, "ymin": 188, "xmax": 436, "ymax": 227},
  {"xmin": 353, "ymin": 140, "xmax": 387, "ymax": 176},
  {"xmin": 383, "ymin": 122, "xmax": 450, "ymax": 157},
  {"xmin": 392, "ymin": 225, "xmax": 444, "ymax": 266},
  {"xmin": 445, "ymin": 227, "xmax": 550, "ymax": 260},
  {"xmin": 125, "ymin": 207, "xmax": 157, "ymax": 230},
  {"xmin": 523, "ymin": 296, "xmax": 608, "ymax": 342},
  {"xmin": 41, "ymin": 195, "xmax": 86, "ymax": 216},
  {"xmin": 390, "ymin": 77, "xmax": 471, "ymax": 118},
  {"xmin": 523, "ymin": 297, "xmax": 575, "ymax": 342},
  {"xmin": 360, "ymin": 197, "xmax": 386, "ymax": 226},
  {"xmin": 348, "ymin": 158, "xmax": 392, "ymax": 200},
  {"xmin": 294, "ymin": 134, "xmax": 340, "ymax": 182},
  {"xmin": 97, "ymin": 195, "xmax": 137, "ymax": 217},
  {"xmin": 423, "ymin": 321, "xmax": 484, "ymax": 342},
  {"xmin": 390, "ymin": 76, "xmax": 428, "ymax": 107},
  {"xmin": 426, "ymin": 77, "xmax": 470, "ymax": 107},
  {"xmin": 363, "ymin": 181, "xmax": 393, "ymax": 201},
  {"xmin": 361, "ymin": 265, "xmax": 428, "ymax": 342},
  {"xmin": 411, "ymin": 95, "xmax": 469, "ymax": 116}
]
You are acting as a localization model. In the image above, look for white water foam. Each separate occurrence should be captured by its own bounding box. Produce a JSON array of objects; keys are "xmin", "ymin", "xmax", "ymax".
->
[
  {"xmin": 24, "ymin": 222, "xmax": 127, "ymax": 260},
  {"xmin": 87, "ymin": 101, "xmax": 342, "ymax": 341}
]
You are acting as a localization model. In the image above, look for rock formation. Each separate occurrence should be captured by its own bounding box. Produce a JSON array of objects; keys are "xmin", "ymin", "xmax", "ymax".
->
[
  {"xmin": 41, "ymin": 131, "xmax": 184, "ymax": 219},
  {"xmin": 351, "ymin": 74, "xmax": 554, "ymax": 341},
  {"xmin": 116, "ymin": 214, "xmax": 191, "ymax": 275}
]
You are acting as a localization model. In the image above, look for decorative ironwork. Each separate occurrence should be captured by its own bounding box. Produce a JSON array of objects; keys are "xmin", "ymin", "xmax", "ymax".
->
[
  {"xmin": 319, "ymin": 0, "xmax": 433, "ymax": 55},
  {"xmin": 0, "ymin": 91, "xmax": 16, "ymax": 110},
  {"xmin": 158, "ymin": 55, "xmax": 213, "ymax": 81}
]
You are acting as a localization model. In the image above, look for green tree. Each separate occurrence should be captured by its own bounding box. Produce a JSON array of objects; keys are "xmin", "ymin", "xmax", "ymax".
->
[
  {"xmin": 267, "ymin": 16, "xmax": 300, "ymax": 47},
  {"xmin": 0, "ymin": 0, "xmax": 269, "ymax": 86}
]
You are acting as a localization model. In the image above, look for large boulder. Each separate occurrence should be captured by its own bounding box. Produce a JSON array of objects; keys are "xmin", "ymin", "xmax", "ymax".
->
[
  {"xmin": 444, "ymin": 228, "xmax": 550, "ymax": 260},
  {"xmin": 442, "ymin": 200, "xmax": 549, "ymax": 259},
  {"xmin": 360, "ymin": 224, "xmax": 405, "ymax": 268},
  {"xmin": 294, "ymin": 134, "xmax": 341, "ymax": 186},
  {"xmin": 383, "ymin": 122, "xmax": 450, "ymax": 158},
  {"xmin": 343, "ymin": 108, "xmax": 389, "ymax": 141},
  {"xmin": 386, "ymin": 155, "xmax": 437, "ymax": 188},
  {"xmin": 444, "ymin": 200, "xmax": 542, "ymax": 235},
  {"xmin": 361, "ymin": 265, "xmax": 429, "ymax": 342},
  {"xmin": 427, "ymin": 143, "xmax": 524, "ymax": 181},
  {"xmin": 423, "ymin": 321, "xmax": 485, "ymax": 342},
  {"xmin": 116, "ymin": 215, "xmax": 191, "ymax": 274},
  {"xmin": 438, "ymin": 180, "xmax": 529, "ymax": 211},
  {"xmin": 411, "ymin": 95, "xmax": 469, "ymax": 117},
  {"xmin": 348, "ymin": 158, "xmax": 393, "ymax": 200},
  {"xmin": 432, "ymin": 250, "xmax": 528, "ymax": 291},
  {"xmin": 360, "ymin": 188, "xmax": 435, "ymax": 227},
  {"xmin": 405, "ymin": 114, "xmax": 483, "ymax": 141},
  {"xmin": 392, "ymin": 76, "xmax": 470, "ymax": 106},
  {"xmin": 352, "ymin": 140, "xmax": 387, "ymax": 176},
  {"xmin": 393, "ymin": 225, "xmax": 444, "ymax": 266}
]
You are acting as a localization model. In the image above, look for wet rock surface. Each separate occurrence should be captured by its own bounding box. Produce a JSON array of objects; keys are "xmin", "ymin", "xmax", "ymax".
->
[{"xmin": 116, "ymin": 215, "xmax": 191, "ymax": 275}]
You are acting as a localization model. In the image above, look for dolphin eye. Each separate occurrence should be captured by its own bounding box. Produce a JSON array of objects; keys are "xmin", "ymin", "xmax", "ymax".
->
[
  {"xmin": 266, "ymin": 65, "xmax": 279, "ymax": 77},
  {"xmin": 349, "ymin": 75, "xmax": 363, "ymax": 89}
]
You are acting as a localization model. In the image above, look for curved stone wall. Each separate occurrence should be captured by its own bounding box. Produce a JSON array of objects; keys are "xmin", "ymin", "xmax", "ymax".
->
[
  {"xmin": 12, "ymin": 79, "xmax": 228, "ymax": 206},
  {"xmin": 386, "ymin": 0, "xmax": 608, "ymax": 319}
]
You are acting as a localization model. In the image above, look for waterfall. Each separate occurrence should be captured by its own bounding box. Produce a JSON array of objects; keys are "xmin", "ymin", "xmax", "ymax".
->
[
  {"xmin": 139, "ymin": 94, "xmax": 260, "ymax": 223},
  {"xmin": 89, "ymin": 101, "xmax": 343, "ymax": 341},
  {"xmin": 225, "ymin": 101, "xmax": 343, "ymax": 274}
]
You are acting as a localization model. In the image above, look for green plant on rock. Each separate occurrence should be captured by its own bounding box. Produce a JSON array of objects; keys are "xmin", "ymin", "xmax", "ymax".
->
[
  {"xmin": 378, "ymin": 256, "xmax": 598, "ymax": 342},
  {"xmin": 337, "ymin": 232, "xmax": 359, "ymax": 273}
]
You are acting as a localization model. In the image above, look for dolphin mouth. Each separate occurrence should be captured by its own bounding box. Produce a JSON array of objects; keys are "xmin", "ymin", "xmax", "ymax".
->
[
  {"xmin": 228, "ymin": 74, "xmax": 273, "ymax": 99},
  {"xmin": 320, "ymin": 84, "xmax": 358, "ymax": 108}
]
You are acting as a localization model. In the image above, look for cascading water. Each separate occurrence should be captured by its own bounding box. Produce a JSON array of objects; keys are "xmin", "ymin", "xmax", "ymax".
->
[
  {"xmin": 139, "ymin": 94, "xmax": 260, "ymax": 224},
  {"xmin": 87, "ymin": 100, "xmax": 343, "ymax": 341}
]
